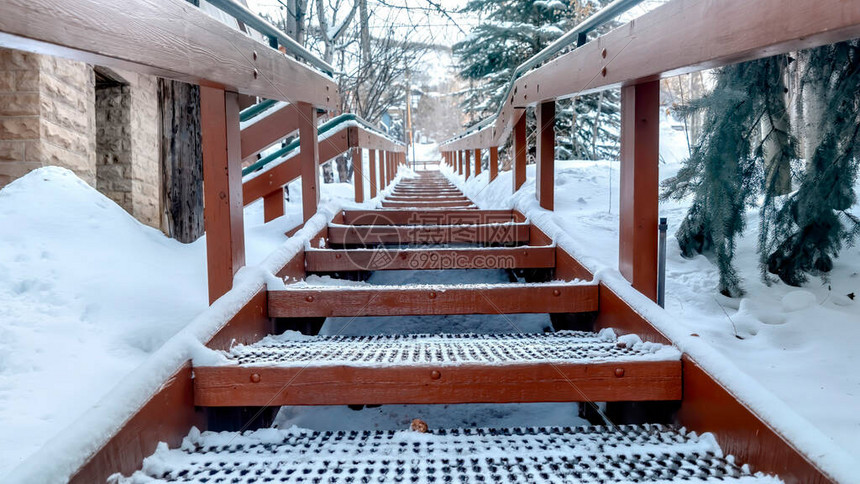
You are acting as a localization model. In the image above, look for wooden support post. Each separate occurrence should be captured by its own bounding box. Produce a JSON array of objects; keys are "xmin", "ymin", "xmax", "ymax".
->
[
  {"xmin": 352, "ymin": 147, "xmax": 364, "ymax": 203},
  {"xmin": 380, "ymin": 151, "xmax": 387, "ymax": 189},
  {"xmin": 474, "ymin": 148, "xmax": 482, "ymax": 176},
  {"xmin": 263, "ymin": 188, "xmax": 285, "ymax": 222},
  {"xmin": 513, "ymin": 113, "xmax": 527, "ymax": 192},
  {"xmin": 465, "ymin": 149, "xmax": 471, "ymax": 179},
  {"xmin": 536, "ymin": 101, "xmax": 555, "ymax": 210},
  {"xmin": 200, "ymin": 86, "xmax": 245, "ymax": 304},
  {"xmin": 619, "ymin": 80, "xmax": 660, "ymax": 302},
  {"xmin": 368, "ymin": 149, "xmax": 377, "ymax": 198},
  {"xmin": 458, "ymin": 151, "xmax": 463, "ymax": 175},
  {"xmin": 297, "ymin": 102, "xmax": 319, "ymax": 222},
  {"xmin": 489, "ymin": 146, "xmax": 499, "ymax": 182}
]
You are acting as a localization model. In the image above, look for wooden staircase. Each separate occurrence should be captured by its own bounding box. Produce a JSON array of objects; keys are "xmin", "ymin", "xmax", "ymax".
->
[{"xmin": 127, "ymin": 171, "xmax": 779, "ymax": 482}]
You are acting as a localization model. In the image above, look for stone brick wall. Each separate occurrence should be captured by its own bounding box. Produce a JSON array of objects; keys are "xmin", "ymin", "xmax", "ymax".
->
[
  {"xmin": 94, "ymin": 68, "xmax": 161, "ymax": 228},
  {"xmin": 96, "ymin": 84, "xmax": 133, "ymax": 212},
  {"xmin": 0, "ymin": 47, "xmax": 96, "ymax": 186},
  {"xmin": 1, "ymin": 48, "xmax": 162, "ymax": 229}
]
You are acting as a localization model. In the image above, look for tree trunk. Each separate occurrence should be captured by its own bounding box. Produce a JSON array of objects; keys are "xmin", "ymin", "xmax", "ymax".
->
[
  {"xmin": 336, "ymin": 155, "xmax": 349, "ymax": 183},
  {"xmin": 800, "ymin": 51, "xmax": 827, "ymax": 168},
  {"xmin": 760, "ymin": 56, "xmax": 793, "ymax": 196},
  {"xmin": 322, "ymin": 162, "xmax": 334, "ymax": 183},
  {"xmin": 158, "ymin": 79, "xmax": 203, "ymax": 243}
]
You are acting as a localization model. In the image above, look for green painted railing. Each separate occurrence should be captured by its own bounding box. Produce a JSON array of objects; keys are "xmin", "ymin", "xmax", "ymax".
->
[
  {"xmin": 205, "ymin": 0, "xmax": 333, "ymax": 75},
  {"xmin": 241, "ymin": 113, "xmax": 401, "ymax": 177}
]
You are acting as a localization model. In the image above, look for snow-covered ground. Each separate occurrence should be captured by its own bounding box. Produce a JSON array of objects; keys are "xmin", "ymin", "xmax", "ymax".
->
[
  {"xmin": 442, "ymin": 120, "xmax": 860, "ymax": 471},
  {"xmin": 0, "ymin": 168, "xmax": 364, "ymax": 476}
]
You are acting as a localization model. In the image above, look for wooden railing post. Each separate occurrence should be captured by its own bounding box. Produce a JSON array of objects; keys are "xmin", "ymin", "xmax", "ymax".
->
[
  {"xmin": 380, "ymin": 151, "xmax": 387, "ymax": 189},
  {"xmin": 368, "ymin": 149, "xmax": 377, "ymax": 198},
  {"xmin": 458, "ymin": 151, "xmax": 463, "ymax": 176},
  {"xmin": 297, "ymin": 102, "xmax": 319, "ymax": 222},
  {"xmin": 200, "ymin": 86, "xmax": 245, "ymax": 304},
  {"xmin": 352, "ymin": 147, "xmax": 364, "ymax": 203},
  {"xmin": 513, "ymin": 112, "xmax": 527, "ymax": 192},
  {"xmin": 465, "ymin": 149, "xmax": 472, "ymax": 179},
  {"xmin": 489, "ymin": 146, "xmax": 499, "ymax": 182},
  {"xmin": 263, "ymin": 188, "xmax": 285, "ymax": 222},
  {"xmin": 474, "ymin": 148, "xmax": 482, "ymax": 176},
  {"xmin": 536, "ymin": 101, "xmax": 555, "ymax": 210},
  {"xmin": 619, "ymin": 80, "xmax": 660, "ymax": 301}
]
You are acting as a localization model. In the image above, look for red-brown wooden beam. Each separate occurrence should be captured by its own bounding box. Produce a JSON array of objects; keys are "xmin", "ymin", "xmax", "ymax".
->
[
  {"xmin": 342, "ymin": 209, "xmax": 514, "ymax": 225},
  {"xmin": 489, "ymin": 146, "xmax": 499, "ymax": 182},
  {"xmin": 352, "ymin": 147, "xmax": 364, "ymax": 203},
  {"xmin": 474, "ymin": 148, "xmax": 482, "ymax": 176},
  {"xmin": 465, "ymin": 149, "xmax": 472, "ymax": 179},
  {"xmin": 328, "ymin": 223, "xmax": 530, "ymax": 245},
  {"xmin": 263, "ymin": 187, "xmax": 284, "ymax": 222},
  {"xmin": 513, "ymin": 113, "xmax": 527, "ymax": 192},
  {"xmin": 512, "ymin": 0, "xmax": 860, "ymax": 108},
  {"xmin": 368, "ymin": 149, "xmax": 378, "ymax": 198},
  {"xmin": 298, "ymin": 102, "xmax": 319, "ymax": 222},
  {"xmin": 268, "ymin": 283, "xmax": 597, "ymax": 317},
  {"xmin": 201, "ymin": 87, "xmax": 245, "ymax": 303},
  {"xmin": 305, "ymin": 246, "xmax": 556, "ymax": 271},
  {"xmin": 536, "ymin": 101, "xmax": 555, "ymax": 210},
  {"xmin": 194, "ymin": 360, "xmax": 681, "ymax": 407},
  {"xmin": 381, "ymin": 201, "xmax": 473, "ymax": 209},
  {"xmin": 619, "ymin": 81, "xmax": 659, "ymax": 301},
  {"xmin": 240, "ymin": 102, "xmax": 299, "ymax": 162},
  {"xmin": 458, "ymin": 151, "xmax": 463, "ymax": 175}
]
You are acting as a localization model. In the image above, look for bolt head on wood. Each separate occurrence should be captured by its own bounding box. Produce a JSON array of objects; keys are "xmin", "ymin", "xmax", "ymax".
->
[
  {"xmin": 601, "ymin": 67, "xmax": 607, "ymax": 77},
  {"xmin": 614, "ymin": 368, "xmax": 625, "ymax": 378},
  {"xmin": 305, "ymin": 295, "xmax": 314, "ymax": 302},
  {"xmin": 430, "ymin": 370, "xmax": 441, "ymax": 380},
  {"xmin": 429, "ymin": 291, "xmax": 437, "ymax": 299},
  {"xmin": 253, "ymin": 50, "xmax": 258, "ymax": 60},
  {"xmin": 250, "ymin": 373, "xmax": 261, "ymax": 383},
  {"xmin": 552, "ymin": 289, "xmax": 561, "ymax": 296},
  {"xmin": 602, "ymin": 48, "xmax": 607, "ymax": 58},
  {"xmin": 253, "ymin": 69, "xmax": 258, "ymax": 79}
]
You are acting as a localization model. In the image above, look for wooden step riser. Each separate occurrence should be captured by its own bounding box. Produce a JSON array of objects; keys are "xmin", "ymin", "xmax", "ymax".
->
[
  {"xmin": 268, "ymin": 284, "xmax": 597, "ymax": 317},
  {"xmin": 342, "ymin": 209, "xmax": 515, "ymax": 225},
  {"xmin": 305, "ymin": 247, "xmax": 556, "ymax": 271},
  {"xmin": 327, "ymin": 224, "xmax": 530, "ymax": 245},
  {"xmin": 381, "ymin": 201, "xmax": 474, "ymax": 208},
  {"xmin": 385, "ymin": 197, "xmax": 470, "ymax": 202},
  {"xmin": 193, "ymin": 361, "xmax": 682, "ymax": 406}
]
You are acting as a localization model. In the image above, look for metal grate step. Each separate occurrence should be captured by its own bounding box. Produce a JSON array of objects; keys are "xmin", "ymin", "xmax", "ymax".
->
[
  {"xmin": 118, "ymin": 425, "xmax": 781, "ymax": 483},
  {"xmin": 226, "ymin": 331, "xmax": 680, "ymax": 367}
]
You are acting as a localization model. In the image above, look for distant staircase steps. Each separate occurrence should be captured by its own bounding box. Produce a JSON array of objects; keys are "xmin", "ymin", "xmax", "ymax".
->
[
  {"xmin": 125, "ymin": 425, "xmax": 775, "ymax": 483},
  {"xmin": 193, "ymin": 331, "xmax": 681, "ymax": 406}
]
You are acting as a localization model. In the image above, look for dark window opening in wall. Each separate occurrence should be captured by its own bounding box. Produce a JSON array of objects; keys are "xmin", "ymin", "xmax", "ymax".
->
[{"xmin": 94, "ymin": 66, "xmax": 133, "ymax": 213}]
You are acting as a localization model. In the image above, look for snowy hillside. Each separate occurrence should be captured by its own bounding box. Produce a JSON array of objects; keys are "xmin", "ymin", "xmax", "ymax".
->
[
  {"xmin": 442, "ymin": 121, "xmax": 860, "ymax": 463},
  {"xmin": 0, "ymin": 168, "xmax": 358, "ymax": 474}
]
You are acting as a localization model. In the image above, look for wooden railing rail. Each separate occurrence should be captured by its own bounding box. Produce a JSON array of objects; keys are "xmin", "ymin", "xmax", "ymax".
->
[
  {"xmin": 441, "ymin": 0, "xmax": 860, "ymax": 301},
  {"xmin": 240, "ymin": 112, "xmax": 406, "ymax": 222}
]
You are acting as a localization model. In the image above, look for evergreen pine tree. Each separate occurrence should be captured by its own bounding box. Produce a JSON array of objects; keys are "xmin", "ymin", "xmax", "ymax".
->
[
  {"xmin": 662, "ymin": 59, "xmax": 789, "ymax": 296},
  {"xmin": 767, "ymin": 40, "xmax": 860, "ymax": 285},
  {"xmin": 453, "ymin": 0, "xmax": 619, "ymax": 160}
]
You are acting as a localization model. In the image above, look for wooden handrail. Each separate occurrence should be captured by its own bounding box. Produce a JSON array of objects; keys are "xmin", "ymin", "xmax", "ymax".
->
[{"xmin": 0, "ymin": 0, "xmax": 338, "ymax": 109}]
